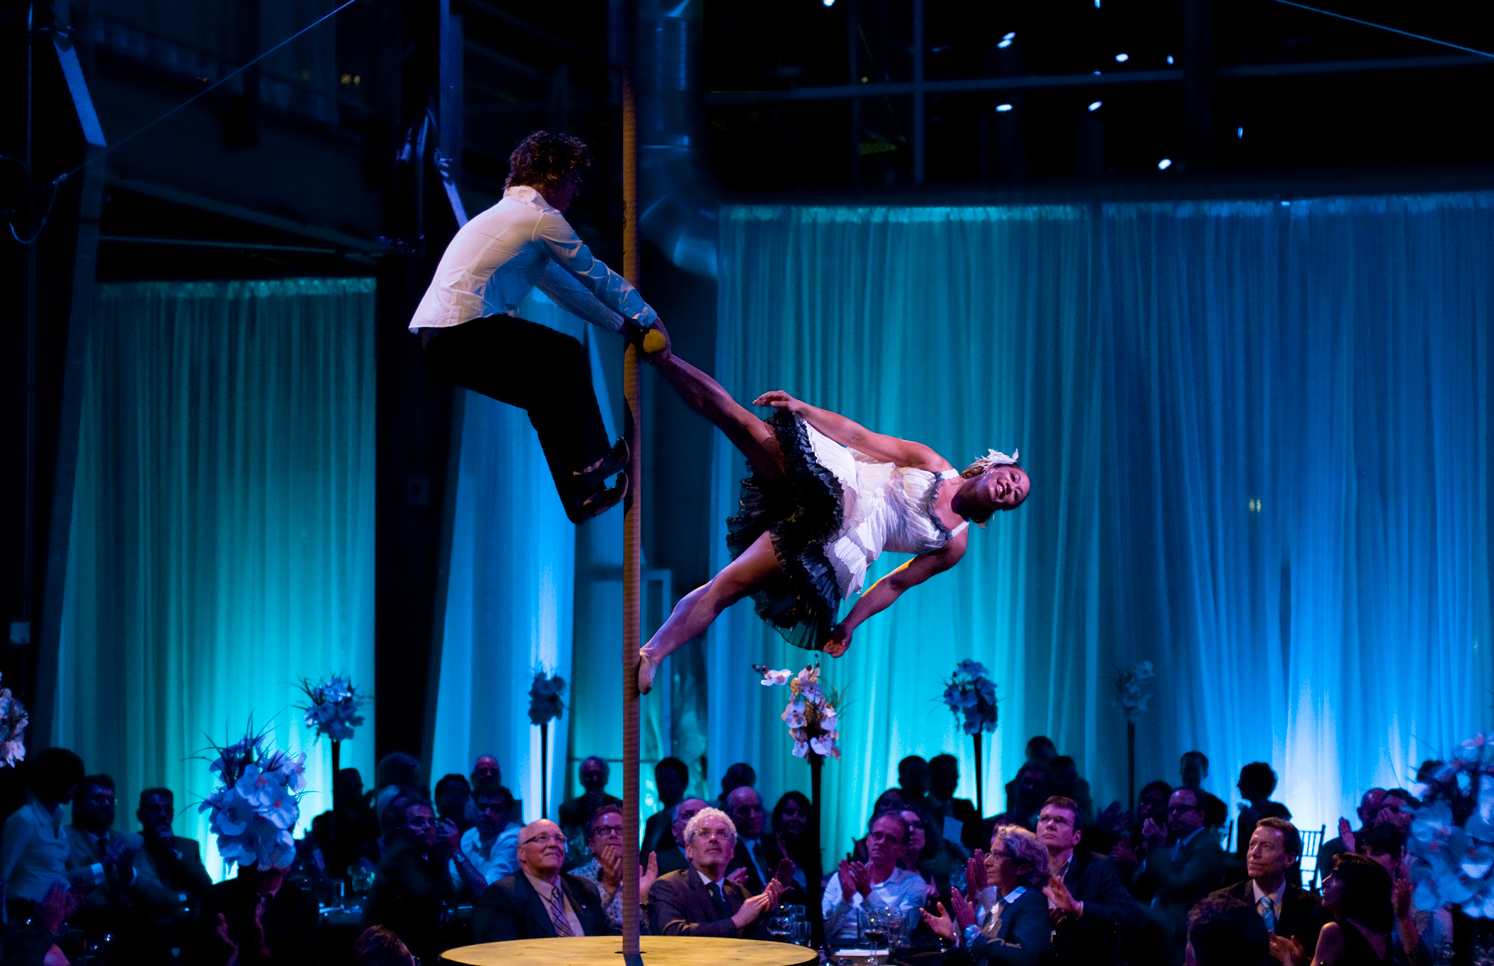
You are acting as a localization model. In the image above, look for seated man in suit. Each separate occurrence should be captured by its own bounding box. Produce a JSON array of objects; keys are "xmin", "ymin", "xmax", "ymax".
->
[
  {"xmin": 1036, "ymin": 795, "xmax": 1147, "ymax": 964},
  {"xmin": 63, "ymin": 775, "xmax": 134, "ymax": 929},
  {"xmin": 725, "ymin": 786, "xmax": 770, "ymax": 894},
  {"xmin": 647, "ymin": 807, "xmax": 783, "ymax": 937},
  {"xmin": 473, "ymin": 819, "xmax": 612, "ymax": 941},
  {"xmin": 1209, "ymin": 817, "xmax": 1327, "ymax": 950},
  {"xmin": 922, "ymin": 824, "xmax": 1053, "ymax": 964},
  {"xmin": 1133, "ymin": 787, "xmax": 1227, "ymax": 966},
  {"xmin": 655, "ymin": 798, "xmax": 708, "ymax": 875}
]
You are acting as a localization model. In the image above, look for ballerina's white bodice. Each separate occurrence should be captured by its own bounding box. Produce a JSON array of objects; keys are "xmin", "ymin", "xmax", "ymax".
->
[{"xmin": 800, "ymin": 422, "xmax": 968, "ymax": 600}]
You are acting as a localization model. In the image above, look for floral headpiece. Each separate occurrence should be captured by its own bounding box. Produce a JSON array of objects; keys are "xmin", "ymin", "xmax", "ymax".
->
[{"xmin": 972, "ymin": 448, "xmax": 1020, "ymax": 471}]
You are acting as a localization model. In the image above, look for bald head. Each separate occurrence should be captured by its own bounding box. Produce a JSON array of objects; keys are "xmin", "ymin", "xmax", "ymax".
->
[
  {"xmin": 517, "ymin": 819, "xmax": 568, "ymax": 881},
  {"xmin": 672, "ymin": 798, "xmax": 708, "ymax": 843},
  {"xmin": 727, "ymin": 785, "xmax": 765, "ymax": 838}
]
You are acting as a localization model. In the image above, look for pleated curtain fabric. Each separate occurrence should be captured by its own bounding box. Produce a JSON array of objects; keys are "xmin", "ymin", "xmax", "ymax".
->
[{"xmin": 710, "ymin": 194, "xmax": 1493, "ymax": 864}]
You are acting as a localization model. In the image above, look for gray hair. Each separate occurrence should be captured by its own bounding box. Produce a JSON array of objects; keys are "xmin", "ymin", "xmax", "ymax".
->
[
  {"xmin": 682, "ymin": 806, "xmax": 737, "ymax": 850},
  {"xmin": 991, "ymin": 824, "xmax": 1051, "ymax": 889}
]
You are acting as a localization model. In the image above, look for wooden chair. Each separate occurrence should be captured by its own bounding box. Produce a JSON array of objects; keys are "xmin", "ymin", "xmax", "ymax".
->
[{"xmin": 1297, "ymin": 825, "xmax": 1327, "ymax": 891}]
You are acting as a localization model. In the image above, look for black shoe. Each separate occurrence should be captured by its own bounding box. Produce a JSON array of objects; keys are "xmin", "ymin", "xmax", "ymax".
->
[
  {"xmin": 573, "ymin": 438, "xmax": 628, "ymax": 489},
  {"xmin": 565, "ymin": 471, "xmax": 628, "ymax": 524}
]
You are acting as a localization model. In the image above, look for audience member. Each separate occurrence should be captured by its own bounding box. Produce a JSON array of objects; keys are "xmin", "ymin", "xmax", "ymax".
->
[
  {"xmin": 459, "ymin": 783, "xmax": 521, "ymax": 887},
  {"xmin": 559, "ymin": 756, "xmax": 622, "ymax": 845},
  {"xmin": 927, "ymin": 754, "xmax": 983, "ymax": 852},
  {"xmin": 823, "ymin": 811, "xmax": 926, "ymax": 942},
  {"xmin": 714, "ymin": 763, "xmax": 757, "ymax": 812},
  {"xmin": 1048, "ymin": 757, "xmax": 1095, "ymax": 825},
  {"xmin": 1357, "ymin": 823, "xmax": 1449, "ymax": 961},
  {"xmin": 312, "ymin": 768, "xmax": 379, "ymax": 882},
  {"xmin": 474, "ymin": 819, "xmax": 612, "ymax": 941},
  {"xmin": 1185, "ymin": 895, "xmax": 1271, "ymax": 966},
  {"xmin": 897, "ymin": 805, "xmax": 939, "ymax": 902},
  {"xmin": 1113, "ymin": 780, "xmax": 1173, "ymax": 879},
  {"xmin": 990, "ymin": 759, "xmax": 1051, "ymax": 832},
  {"xmin": 648, "ymin": 807, "xmax": 783, "ymax": 938},
  {"xmin": 1209, "ymin": 818, "xmax": 1327, "ymax": 950},
  {"xmin": 208, "ymin": 861, "xmax": 320, "ymax": 966},
  {"xmin": 655, "ymin": 798, "xmax": 708, "ymax": 875},
  {"xmin": 471, "ymin": 756, "xmax": 501, "ymax": 787},
  {"xmin": 1037, "ymin": 796, "xmax": 1146, "ymax": 965},
  {"xmin": 761, "ymin": 791, "xmax": 816, "ymax": 900},
  {"xmin": 569, "ymin": 804, "xmax": 660, "ymax": 932},
  {"xmin": 899, "ymin": 755, "xmax": 931, "ymax": 804},
  {"xmin": 1134, "ymin": 787, "xmax": 1227, "ymax": 965},
  {"xmin": 63, "ymin": 774, "xmax": 133, "ymax": 925},
  {"xmin": 113, "ymin": 787, "xmax": 216, "ymax": 963},
  {"xmin": 434, "ymin": 774, "xmax": 474, "ymax": 835},
  {"xmin": 1002, "ymin": 737, "xmax": 1058, "ymax": 816},
  {"xmin": 1179, "ymin": 752, "xmax": 1228, "ymax": 834},
  {"xmin": 352, "ymin": 925, "xmax": 416, "ymax": 966},
  {"xmin": 643, "ymin": 757, "xmax": 691, "ymax": 855},
  {"xmin": 361, "ymin": 797, "xmax": 461, "ymax": 962},
  {"xmin": 373, "ymin": 753, "xmax": 423, "ymax": 818},
  {"xmin": 1, "ymin": 747, "xmax": 87, "ymax": 920},
  {"xmin": 1235, "ymin": 764, "xmax": 1292, "ymax": 856},
  {"xmin": 725, "ymin": 786, "xmax": 771, "ymax": 893},
  {"xmin": 922, "ymin": 824, "xmax": 1053, "ymax": 963},
  {"xmin": 1318, "ymin": 789, "xmax": 1413, "ymax": 875},
  {"xmin": 1271, "ymin": 854, "xmax": 1400, "ymax": 966}
]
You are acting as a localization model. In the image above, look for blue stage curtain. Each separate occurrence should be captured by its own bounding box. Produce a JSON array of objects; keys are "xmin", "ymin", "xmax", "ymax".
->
[
  {"xmin": 56, "ymin": 278, "xmax": 377, "ymax": 879},
  {"xmin": 710, "ymin": 195, "xmax": 1493, "ymax": 860}
]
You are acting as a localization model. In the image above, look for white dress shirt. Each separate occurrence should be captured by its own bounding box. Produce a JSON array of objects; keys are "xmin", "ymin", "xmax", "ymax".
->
[
  {"xmin": 0, "ymin": 796, "xmax": 71, "ymax": 901},
  {"xmin": 456, "ymin": 823, "xmax": 520, "ymax": 886},
  {"xmin": 821, "ymin": 865, "xmax": 926, "ymax": 942},
  {"xmin": 410, "ymin": 185, "xmax": 657, "ymax": 333}
]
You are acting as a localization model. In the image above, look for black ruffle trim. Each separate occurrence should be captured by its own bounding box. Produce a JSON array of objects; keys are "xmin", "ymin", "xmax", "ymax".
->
[{"xmin": 725, "ymin": 410, "xmax": 846, "ymax": 651}]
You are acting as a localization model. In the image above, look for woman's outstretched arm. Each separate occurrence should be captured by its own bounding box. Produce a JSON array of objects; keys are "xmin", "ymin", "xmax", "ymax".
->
[
  {"xmin": 753, "ymin": 391, "xmax": 950, "ymax": 471},
  {"xmin": 824, "ymin": 532, "xmax": 967, "ymax": 655}
]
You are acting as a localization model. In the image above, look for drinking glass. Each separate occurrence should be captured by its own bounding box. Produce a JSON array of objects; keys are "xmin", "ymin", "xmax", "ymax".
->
[
  {"xmin": 768, "ymin": 915, "xmax": 793, "ymax": 942},
  {"xmin": 860, "ymin": 907, "xmax": 894, "ymax": 966}
]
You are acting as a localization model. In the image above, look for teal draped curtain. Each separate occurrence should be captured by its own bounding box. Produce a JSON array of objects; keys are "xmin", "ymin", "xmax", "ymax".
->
[
  {"xmin": 709, "ymin": 195, "xmax": 1493, "ymax": 862},
  {"xmin": 58, "ymin": 278, "xmax": 377, "ymax": 879}
]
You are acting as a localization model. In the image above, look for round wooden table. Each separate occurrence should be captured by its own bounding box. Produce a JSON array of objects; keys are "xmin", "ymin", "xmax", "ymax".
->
[{"xmin": 440, "ymin": 936, "xmax": 820, "ymax": 966}]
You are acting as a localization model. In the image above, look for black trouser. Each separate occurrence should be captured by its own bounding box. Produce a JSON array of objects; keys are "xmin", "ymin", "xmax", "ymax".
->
[{"xmin": 420, "ymin": 315, "xmax": 611, "ymax": 505}]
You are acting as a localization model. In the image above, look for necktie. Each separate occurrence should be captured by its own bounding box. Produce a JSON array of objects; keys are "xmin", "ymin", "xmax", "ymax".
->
[
  {"xmin": 1260, "ymin": 896, "xmax": 1276, "ymax": 933},
  {"xmin": 545, "ymin": 884, "xmax": 576, "ymax": 937},
  {"xmin": 707, "ymin": 882, "xmax": 731, "ymax": 920}
]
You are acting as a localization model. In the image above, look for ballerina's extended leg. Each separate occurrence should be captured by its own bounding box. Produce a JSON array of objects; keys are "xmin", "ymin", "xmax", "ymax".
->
[{"xmin": 638, "ymin": 533, "xmax": 782, "ymax": 694}]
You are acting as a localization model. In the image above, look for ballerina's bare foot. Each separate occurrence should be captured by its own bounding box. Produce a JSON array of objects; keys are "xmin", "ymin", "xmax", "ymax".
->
[
  {"xmin": 822, "ymin": 641, "xmax": 848, "ymax": 658},
  {"xmin": 638, "ymin": 650, "xmax": 661, "ymax": 695}
]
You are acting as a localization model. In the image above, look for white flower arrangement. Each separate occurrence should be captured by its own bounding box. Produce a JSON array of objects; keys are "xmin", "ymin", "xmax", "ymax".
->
[
  {"xmin": 755, "ymin": 664, "xmax": 842, "ymax": 760},
  {"xmin": 298, "ymin": 675, "xmax": 367, "ymax": 742},
  {"xmin": 0, "ymin": 674, "xmax": 28, "ymax": 768},
  {"xmin": 1113, "ymin": 660, "xmax": 1156, "ymax": 724},
  {"xmin": 199, "ymin": 728, "xmax": 307, "ymax": 871},
  {"xmin": 1409, "ymin": 733, "xmax": 1494, "ymax": 917}
]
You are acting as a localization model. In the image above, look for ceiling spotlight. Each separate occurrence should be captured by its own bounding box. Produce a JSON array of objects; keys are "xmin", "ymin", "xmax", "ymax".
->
[
  {"xmin": 1157, "ymin": 158, "xmax": 1172, "ymax": 170},
  {"xmin": 823, "ymin": 0, "xmax": 834, "ymax": 6},
  {"xmin": 996, "ymin": 103, "xmax": 1014, "ymax": 112},
  {"xmin": 1237, "ymin": 126, "xmax": 1244, "ymax": 138},
  {"xmin": 1166, "ymin": 54, "xmax": 1175, "ymax": 65},
  {"xmin": 1114, "ymin": 53, "xmax": 1129, "ymax": 62},
  {"xmin": 998, "ymin": 32, "xmax": 1015, "ymax": 48},
  {"xmin": 1088, "ymin": 101, "xmax": 1102, "ymax": 112}
]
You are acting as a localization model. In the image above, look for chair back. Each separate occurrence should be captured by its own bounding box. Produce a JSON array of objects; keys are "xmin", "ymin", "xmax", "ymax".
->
[{"xmin": 1297, "ymin": 825, "xmax": 1327, "ymax": 890}]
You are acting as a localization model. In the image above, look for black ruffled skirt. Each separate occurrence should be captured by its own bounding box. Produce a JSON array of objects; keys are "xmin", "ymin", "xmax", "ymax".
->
[{"xmin": 725, "ymin": 411, "xmax": 846, "ymax": 651}]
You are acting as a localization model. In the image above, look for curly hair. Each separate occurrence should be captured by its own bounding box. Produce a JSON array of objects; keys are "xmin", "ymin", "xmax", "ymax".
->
[
  {"xmin": 506, "ymin": 130, "xmax": 591, "ymax": 192},
  {"xmin": 682, "ymin": 806, "xmax": 737, "ymax": 850},
  {"xmin": 990, "ymin": 824, "xmax": 1050, "ymax": 889}
]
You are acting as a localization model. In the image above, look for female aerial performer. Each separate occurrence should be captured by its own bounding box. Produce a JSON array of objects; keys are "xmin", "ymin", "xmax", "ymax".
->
[{"xmin": 636, "ymin": 350, "xmax": 1030, "ymax": 694}]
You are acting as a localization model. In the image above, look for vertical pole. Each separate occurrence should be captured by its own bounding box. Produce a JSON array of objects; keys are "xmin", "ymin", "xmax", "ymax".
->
[
  {"xmin": 620, "ymin": 0, "xmax": 643, "ymax": 958},
  {"xmin": 809, "ymin": 755, "xmax": 826, "ymax": 950},
  {"xmin": 910, "ymin": 0, "xmax": 924, "ymax": 183},
  {"xmin": 972, "ymin": 733, "xmax": 984, "ymax": 818}
]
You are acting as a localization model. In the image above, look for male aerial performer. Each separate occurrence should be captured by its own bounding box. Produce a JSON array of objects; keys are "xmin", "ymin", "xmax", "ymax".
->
[{"xmin": 410, "ymin": 130, "xmax": 669, "ymax": 522}]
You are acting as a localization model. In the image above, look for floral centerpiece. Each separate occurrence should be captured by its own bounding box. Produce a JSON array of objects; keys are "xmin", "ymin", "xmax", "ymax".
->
[
  {"xmin": 0, "ymin": 674, "xmax": 28, "ymax": 768},
  {"xmin": 199, "ymin": 727, "xmax": 307, "ymax": 871},
  {"xmin": 298, "ymin": 675, "xmax": 366, "ymax": 742},
  {"xmin": 1409, "ymin": 733, "xmax": 1494, "ymax": 918},
  {"xmin": 756, "ymin": 664, "xmax": 842, "ymax": 760},
  {"xmin": 529, "ymin": 668, "xmax": 566, "ymax": 816},
  {"xmin": 941, "ymin": 659, "xmax": 998, "ymax": 813}
]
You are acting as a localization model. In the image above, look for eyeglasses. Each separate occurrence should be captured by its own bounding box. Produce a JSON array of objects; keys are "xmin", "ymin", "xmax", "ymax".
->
[
  {"xmin": 592, "ymin": 824, "xmax": 625, "ymax": 838},
  {"xmin": 522, "ymin": 832, "xmax": 568, "ymax": 847}
]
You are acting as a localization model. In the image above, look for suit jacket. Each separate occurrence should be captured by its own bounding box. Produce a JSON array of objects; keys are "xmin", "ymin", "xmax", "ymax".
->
[
  {"xmin": 208, "ymin": 874, "xmax": 320, "ymax": 966},
  {"xmin": 362, "ymin": 840, "xmax": 457, "ymax": 962},
  {"xmin": 1211, "ymin": 879, "xmax": 1329, "ymax": 946},
  {"xmin": 647, "ymin": 868, "xmax": 762, "ymax": 938},
  {"xmin": 725, "ymin": 838, "xmax": 769, "ymax": 895},
  {"xmin": 970, "ymin": 886, "xmax": 1052, "ymax": 966},
  {"xmin": 123, "ymin": 834, "xmax": 216, "ymax": 911},
  {"xmin": 1133, "ymin": 829, "xmax": 1227, "ymax": 965},
  {"xmin": 1045, "ymin": 851, "xmax": 1146, "ymax": 964},
  {"xmin": 655, "ymin": 845, "xmax": 690, "ymax": 876},
  {"xmin": 64, "ymin": 826, "xmax": 128, "ymax": 911},
  {"xmin": 473, "ymin": 870, "xmax": 611, "ymax": 942}
]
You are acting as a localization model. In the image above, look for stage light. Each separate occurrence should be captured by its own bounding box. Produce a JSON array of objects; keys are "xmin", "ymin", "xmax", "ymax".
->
[
  {"xmin": 1237, "ymin": 126, "xmax": 1244, "ymax": 138},
  {"xmin": 824, "ymin": 0, "xmax": 835, "ymax": 6},
  {"xmin": 1157, "ymin": 158, "xmax": 1172, "ymax": 170},
  {"xmin": 1088, "ymin": 101, "xmax": 1102, "ymax": 111},
  {"xmin": 998, "ymin": 32, "xmax": 1015, "ymax": 48},
  {"xmin": 1167, "ymin": 54, "xmax": 1175, "ymax": 65},
  {"xmin": 1115, "ymin": 53, "xmax": 1129, "ymax": 62},
  {"xmin": 996, "ymin": 103, "xmax": 1014, "ymax": 112}
]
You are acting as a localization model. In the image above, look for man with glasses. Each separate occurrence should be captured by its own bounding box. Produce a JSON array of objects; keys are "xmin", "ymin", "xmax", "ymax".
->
[
  {"xmin": 1035, "ymin": 795, "xmax": 1145, "ymax": 964},
  {"xmin": 473, "ymin": 819, "xmax": 611, "ymax": 941},
  {"xmin": 655, "ymin": 798, "xmax": 709, "ymax": 875},
  {"xmin": 648, "ymin": 807, "xmax": 783, "ymax": 937},
  {"xmin": 571, "ymin": 804, "xmax": 661, "ymax": 931},
  {"xmin": 1133, "ymin": 787, "xmax": 1226, "ymax": 965},
  {"xmin": 823, "ymin": 812, "xmax": 927, "ymax": 943}
]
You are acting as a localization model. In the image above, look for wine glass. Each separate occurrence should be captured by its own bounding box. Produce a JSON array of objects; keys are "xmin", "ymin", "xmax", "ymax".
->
[
  {"xmin": 768, "ymin": 915, "xmax": 793, "ymax": 942},
  {"xmin": 860, "ymin": 907, "xmax": 894, "ymax": 966}
]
